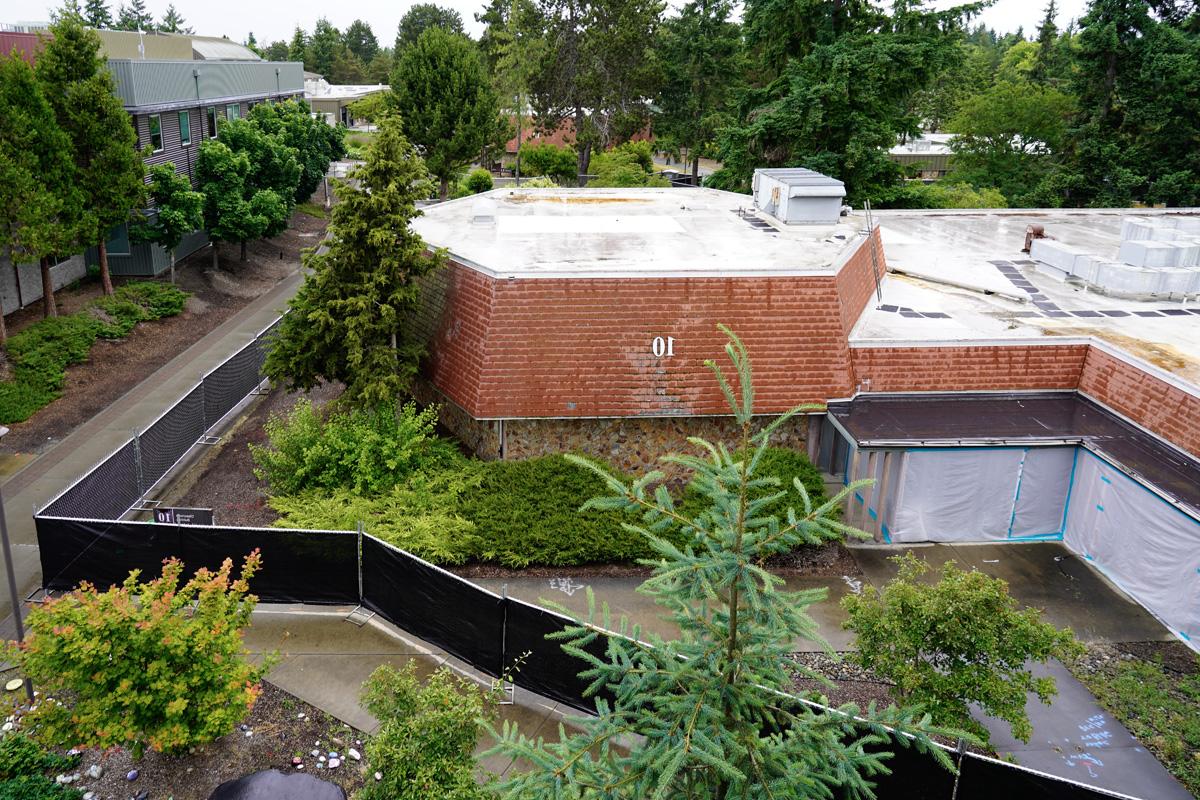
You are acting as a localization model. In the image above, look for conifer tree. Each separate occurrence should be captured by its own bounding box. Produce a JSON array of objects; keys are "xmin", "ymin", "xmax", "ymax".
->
[
  {"xmin": 343, "ymin": 19, "xmax": 380, "ymax": 63},
  {"xmin": 264, "ymin": 116, "xmax": 444, "ymax": 407},
  {"xmin": 394, "ymin": 3, "xmax": 465, "ymax": 53},
  {"xmin": 288, "ymin": 27, "xmax": 308, "ymax": 63},
  {"xmin": 37, "ymin": 16, "xmax": 144, "ymax": 296},
  {"xmin": 0, "ymin": 54, "xmax": 77, "ymax": 336},
  {"xmin": 1031, "ymin": 0, "xmax": 1061, "ymax": 84},
  {"xmin": 129, "ymin": 163, "xmax": 203, "ymax": 284},
  {"xmin": 83, "ymin": 0, "xmax": 112, "ymax": 28},
  {"xmin": 488, "ymin": 327, "xmax": 955, "ymax": 799},
  {"xmin": 158, "ymin": 4, "xmax": 190, "ymax": 34},
  {"xmin": 306, "ymin": 18, "xmax": 342, "ymax": 77},
  {"xmin": 393, "ymin": 27, "xmax": 499, "ymax": 199},
  {"xmin": 115, "ymin": 0, "xmax": 153, "ymax": 31}
]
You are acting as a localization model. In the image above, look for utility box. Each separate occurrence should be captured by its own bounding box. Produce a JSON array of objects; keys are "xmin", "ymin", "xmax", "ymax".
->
[{"xmin": 752, "ymin": 168, "xmax": 846, "ymax": 225}]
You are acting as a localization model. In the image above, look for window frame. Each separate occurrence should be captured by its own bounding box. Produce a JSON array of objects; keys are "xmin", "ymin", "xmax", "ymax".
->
[
  {"xmin": 226, "ymin": 103, "xmax": 241, "ymax": 120},
  {"xmin": 178, "ymin": 110, "xmax": 191, "ymax": 147},
  {"xmin": 148, "ymin": 113, "xmax": 164, "ymax": 153},
  {"xmin": 206, "ymin": 106, "xmax": 218, "ymax": 139}
]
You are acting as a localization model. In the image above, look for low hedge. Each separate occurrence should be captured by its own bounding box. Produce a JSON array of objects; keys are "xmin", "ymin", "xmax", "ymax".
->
[{"xmin": 0, "ymin": 281, "xmax": 189, "ymax": 423}]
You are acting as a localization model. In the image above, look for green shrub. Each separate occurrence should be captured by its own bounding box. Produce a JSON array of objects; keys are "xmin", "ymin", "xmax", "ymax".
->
[
  {"xmin": 0, "ymin": 735, "xmax": 77, "ymax": 780},
  {"xmin": 518, "ymin": 142, "xmax": 577, "ymax": 183},
  {"xmin": 360, "ymin": 663, "xmax": 498, "ymax": 800},
  {"xmin": 252, "ymin": 399, "xmax": 462, "ymax": 496},
  {"xmin": 0, "ymin": 282, "xmax": 188, "ymax": 423},
  {"xmin": 516, "ymin": 175, "xmax": 556, "ymax": 188},
  {"xmin": 0, "ymin": 776, "xmax": 82, "ymax": 800},
  {"xmin": 458, "ymin": 455, "xmax": 660, "ymax": 567},
  {"xmin": 270, "ymin": 467, "xmax": 483, "ymax": 564},
  {"xmin": 7, "ymin": 552, "xmax": 270, "ymax": 758},
  {"xmin": 589, "ymin": 141, "xmax": 669, "ymax": 188},
  {"xmin": 465, "ymin": 168, "xmax": 493, "ymax": 194},
  {"xmin": 842, "ymin": 553, "xmax": 1083, "ymax": 744}
]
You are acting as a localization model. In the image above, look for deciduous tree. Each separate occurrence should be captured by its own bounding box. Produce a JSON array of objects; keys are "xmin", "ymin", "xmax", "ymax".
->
[
  {"xmin": 393, "ymin": 28, "xmax": 499, "ymax": 199},
  {"xmin": 129, "ymin": 163, "xmax": 203, "ymax": 283},
  {"xmin": 487, "ymin": 327, "xmax": 956, "ymax": 798},
  {"xmin": 0, "ymin": 55, "xmax": 77, "ymax": 337},
  {"xmin": 843, "ymin": 552, "xmax": 1083, "ymax": 744},
  {"xmin": 36, "ymin": 16, "xmax": 144, "ymax": 296},
  {"xmin": 265, "ymin": 117, "xmax": 444, "ymax": 407},
  {"xmin": 395, "ymin": 3, "xmax": 465, "ymax": 53},
  {"xmin": 0, "ymin": 55, "xmax": 79, "ymax": 323},
  {"xmin": 248, "ymin": 98, "xmax": 339, "ymax": 202},
  {"xmin": 196, "ymin": 139, "xmax": 286, "ymax": 264}
]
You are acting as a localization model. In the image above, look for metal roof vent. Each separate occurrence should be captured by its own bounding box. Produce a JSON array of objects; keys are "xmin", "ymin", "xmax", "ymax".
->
[{"xmin": 751, "ymin": 168, "xmax": 846, "ymax": 225}]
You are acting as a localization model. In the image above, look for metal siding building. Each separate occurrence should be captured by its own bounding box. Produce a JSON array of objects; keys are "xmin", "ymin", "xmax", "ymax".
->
[{"xmin": 93, "ymin": 60, "xmax": 306, "ymax": 277}]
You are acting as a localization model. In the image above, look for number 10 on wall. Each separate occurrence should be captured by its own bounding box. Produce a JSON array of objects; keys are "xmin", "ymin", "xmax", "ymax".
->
[{"xmin": 652, "ymin": 336, "xmax": 675, "ymax": 357}]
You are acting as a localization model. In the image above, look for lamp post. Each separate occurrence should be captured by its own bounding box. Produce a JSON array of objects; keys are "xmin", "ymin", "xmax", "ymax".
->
[{"xmin": 0, "ymin": 425, "xmax": 34, "ymax": 703}]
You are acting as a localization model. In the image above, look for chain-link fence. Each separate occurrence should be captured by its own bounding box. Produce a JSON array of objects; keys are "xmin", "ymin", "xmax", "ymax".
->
[{"xmin": 38, "ymin": 318, "xmax": 281, "ymax": 520}]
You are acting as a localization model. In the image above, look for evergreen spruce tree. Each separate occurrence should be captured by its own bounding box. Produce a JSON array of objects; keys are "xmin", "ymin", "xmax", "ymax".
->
[
  {"xmin": 115, "ymin": 0, "xmax": 153, "ymax": 31},
  {"xmin": 488, "ymin": 327, "xmax": 955, "ymax": 799},
  {"xmin": 393, "ymin": 28, "xmax": 499, "ymax": 199},
  {"xmin": 1031, "ymin": 0, "xmax": 1061, "ymax": 84},
  {"xmin": 343, "ymin": 19, "xmax": 380, "ymax": 63},
  {"xmin": 158, "ymin": 4, "xmax": 190, "ymax": 34},
  {"xmin": 288, "ymin": 27, "xmax": 308, "ymax": 64},
  {"xmin": 37, "ymin": 16, "xmax": 144, "ymax": 296},
  {"xmin": 306, "ymin": 18, "xmax": 342, "ymax": 77},
  {"xmin": 83, "ymin": 0, "xmax": 113, "ymax": 28},
  {"xmin": 264, "ymin": 116, "xmax": 444, "ymax": 408},
  {"xmin": 0, "ymin": 54, "xmax": 77, "ymax": 336},
  {"xmin": 129, "ymin": 163, "xmax": 203, "ymax": 284},
  {"xmin": 394, "ymin": 3, "xmax": 465, "ymax": 53}
]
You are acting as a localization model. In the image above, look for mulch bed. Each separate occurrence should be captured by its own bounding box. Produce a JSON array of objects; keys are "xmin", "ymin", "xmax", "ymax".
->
[
  {"xmin": 0, "ymin": 207, "xmax": 327, "ymax": 458},
  {"xmin": 4, "ymin": 682, "xmax": 366, "ymax": 800}
]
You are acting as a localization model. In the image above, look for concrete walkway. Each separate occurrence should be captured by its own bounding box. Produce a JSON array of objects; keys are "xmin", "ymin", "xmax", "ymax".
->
[{"xmin": 0, "ymin": 265, "xmax": 303, "ymax": 638}]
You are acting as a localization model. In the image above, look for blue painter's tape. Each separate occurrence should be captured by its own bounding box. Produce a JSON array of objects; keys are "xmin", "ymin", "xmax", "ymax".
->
[
  {"xmin": 1006, "ymin": 448, "xmax": 1029, "ymax": 539},
  {"xmin": 868, "ymin": 508, "xmax": 878, "ymax": 520},
  {"xmin": 1059, "ymin": 448, "xmax": 1080, "ymax": 534},
  {"xmin": 881, "ymin": 523, "xmax": 892, "ymax": 544},
  {"xmin": 1181, "ymin": 631, "xmax": 1191, "ymax": 641},
  {"xmin": 1008, "ymin": 532, "xmax": 1065, "ymax": 542},
  {"xmin": 854, "ymin": 492, "xmax": 863, "ymax": 503},
  {"xmin": 1100, "ymin": 475, "xmax": 1112, "ymax": 485},
  {"xmin": 1096, "ymin": 504, "xmax": 1105, "ymax": 512},
  {"xmin": 1084, "ymin": 553, "xmax": 1095, "ymax": 561}
]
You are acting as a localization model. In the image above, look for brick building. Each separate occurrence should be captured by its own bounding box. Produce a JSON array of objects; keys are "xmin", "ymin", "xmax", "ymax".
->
[{"xmin": 410, "ymin": 180, "xmax": 1200, "ymax": 647}]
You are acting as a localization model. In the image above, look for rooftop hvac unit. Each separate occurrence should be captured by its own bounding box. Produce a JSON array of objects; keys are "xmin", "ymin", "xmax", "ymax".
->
[{"xmin": 752, "ymin": 168, "xmax": 846, "ymax": 225}]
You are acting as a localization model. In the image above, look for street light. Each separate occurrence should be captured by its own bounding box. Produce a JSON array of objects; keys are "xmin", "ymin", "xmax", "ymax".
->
[{"xmin": 0, "ymin": 424, "xmax": 34, "ymax": 703}]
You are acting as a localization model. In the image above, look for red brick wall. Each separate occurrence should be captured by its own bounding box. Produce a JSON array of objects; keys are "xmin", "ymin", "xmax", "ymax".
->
[
  {"xmin": 836, "ymin": 230, "xmax": 882, "ymax": 336},
  {"xmin": 422, "ymin": 263, "xmax": 863, "ymax": 418},
  {"xmin": 1079, "ymin": 346, "xmax": 1200, "ymax": 458},
  {"xmin": 849, "ymin": 343, "xmax": 1090, "ymax": 393}
]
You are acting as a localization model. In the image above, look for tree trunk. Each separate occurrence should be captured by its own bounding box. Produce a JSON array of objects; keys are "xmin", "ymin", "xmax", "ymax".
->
[
  {"xmin": 439, "ymin": 178, "xmax": 449, "ymax": 201},
  {"xmin": 515, "ymin": 101, "xmax": 522, "ymax": 186},
  {"xmin": 39, "ymin": 256, "xmax": 57, "ymax": 319},
  {"xmin": 240, "ymin": 240, "xmax": 247, "ymax": 261},
  {"xmin": 692, "ymin": 154, "xmax": 700, "ymax": 185},
  {"xmin": 575, "ymin": 106, "xmax": 590, "ymax": 186},
  {"xmin": 98, "ymin": 240, "xmax": 114, "ymax": 296},
  {"xmin": 211, "ymin": 242, "xmax": 219, "ymax": 271},
  {"xmin": 0, "ymin": 247, "xmax": 9, "ymax": 347},
  {"xmin": 169, "ymin": 249, "xmax": 176, "ymax": 284}
]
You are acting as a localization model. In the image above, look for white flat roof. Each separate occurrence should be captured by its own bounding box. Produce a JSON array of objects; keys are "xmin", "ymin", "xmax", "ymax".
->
[
  {"xmin": 857, "ymin": 209, "xmax": 1200, "ymax": 385},
  {"xmin": 411, "ymin": 188, "xmax": 865, "ymax": 278}
]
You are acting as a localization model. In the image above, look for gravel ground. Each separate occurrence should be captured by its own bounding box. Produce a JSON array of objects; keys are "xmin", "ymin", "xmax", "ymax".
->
[
  {"xmin": 4, "ymin": 682, "xmax": 366, "ymax": 800},
  {"xmin": 787, "ymin": 651, "xmax": 895, "ymax": 710},
  {"xmin": 0, "ymin": 207, "xmax": 327, "ymax": 458}
]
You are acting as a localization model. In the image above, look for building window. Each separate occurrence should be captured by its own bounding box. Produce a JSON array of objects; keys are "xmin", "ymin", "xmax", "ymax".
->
[
  {"xmin": 148, "ymin": 114, "xmax": 163, "ymax": 152},
  {"xmin": 206, "ymin": 106, "xmax": 218, "ymax": 138},
  {"xmin": 226, "ymin": 103, "xmax": 241, "ymax": 120},
  {"xmin": 178, "ymin": 110, "xmax": 191, "ymax": 146}
]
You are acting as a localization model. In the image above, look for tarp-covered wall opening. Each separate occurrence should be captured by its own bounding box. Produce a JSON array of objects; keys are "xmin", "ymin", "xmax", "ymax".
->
[
  {"xmin": 887, "ymin": 446, "xmax": 1076, "ymax": 543},
  {"xmin": 1063, "ymin": 449, "xmax": 1200, "ymax": 645}
]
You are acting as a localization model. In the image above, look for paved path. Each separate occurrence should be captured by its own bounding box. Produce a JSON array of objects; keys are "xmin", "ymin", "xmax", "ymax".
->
[{"xmin": 0, "ymin": 266, "xmax": 303, "ymax": 639}]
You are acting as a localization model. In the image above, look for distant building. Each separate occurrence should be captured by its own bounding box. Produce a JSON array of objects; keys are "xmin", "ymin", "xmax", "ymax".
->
[
  {"xmin": 0, "ymin": 22, "xmax": 305, "ymax": 306},
  {"xmin": 304, "ymin": 72, "xmax": 388, "ymax": 127},
  {"xmin": 888, "ymin": 133, "xmax": 954, "ymax": 180}
]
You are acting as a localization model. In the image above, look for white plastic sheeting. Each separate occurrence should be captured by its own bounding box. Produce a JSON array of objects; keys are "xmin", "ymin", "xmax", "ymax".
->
[
  {"xmin": 887, "ymin": 447, "xmax": 1074, "ymax": 543},
  {"xmin": 1063, "ymin": 450, "xmax": 1200, "ymax": 645}
]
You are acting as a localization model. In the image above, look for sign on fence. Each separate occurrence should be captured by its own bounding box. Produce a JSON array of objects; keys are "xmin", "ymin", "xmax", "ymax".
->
[{"xmin": 153, "ymin": 507, "xmax": 215, "ymax": 525}]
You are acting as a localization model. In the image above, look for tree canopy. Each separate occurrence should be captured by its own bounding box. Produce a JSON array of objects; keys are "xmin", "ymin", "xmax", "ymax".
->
[
  {"xmin": 393, "ymin": 27, "xmax": 499, "ymax": 199},
  {"xmin": 395, "ymin": 3, "xmax": 465, "ymax": 53},
  {"xmin": 264, "ymin": 116, "xmax": 444, "ymax": 407}
]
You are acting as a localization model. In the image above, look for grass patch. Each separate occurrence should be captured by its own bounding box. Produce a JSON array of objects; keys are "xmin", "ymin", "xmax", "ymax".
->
[
  {"xmin": 1073, "ymin": 649, "xmax": 1200, "ymax": 795},
  {"xmin": 0, "ymin": 281, "xmax": 189, "ymax": 424},
  {"xmin": 296, "ymin": 201, "xmax": 328, "ymax": 219}
]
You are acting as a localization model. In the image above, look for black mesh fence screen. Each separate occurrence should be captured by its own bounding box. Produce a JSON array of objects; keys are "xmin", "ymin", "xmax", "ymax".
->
[
  {"xmin": 42, "ymin": 440, "xmax": 141, "ymax": 520},
  {"xmin": 361, "ymin": 537, "xmax": 506, "ymax": 677},
  {"xmin": 38, "ymin": 516, "xmax": 182, "ymax": 592},
  {"xmin": 202, "ymin": 340, "xmax": 265, "ymax": 430},
  {"xmin": 138, "ymin": 384, "xmax": 206, "ymax": 492},
  {"xmin": 502, "ymin": 598, "xmax": 613, "ymax": 714}
]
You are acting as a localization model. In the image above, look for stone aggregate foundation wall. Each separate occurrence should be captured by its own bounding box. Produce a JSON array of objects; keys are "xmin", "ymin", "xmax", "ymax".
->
[
  {"xmin": 503, "ymin": 415, "xmax": 810, "ymax": 477},
  {"xmin": 413, "ymin": 380, "xmax": 502, "ymax": 459}
]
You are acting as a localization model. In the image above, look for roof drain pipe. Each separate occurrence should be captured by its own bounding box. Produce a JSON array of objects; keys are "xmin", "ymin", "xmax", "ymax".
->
[{"xmin": 886, "ymin": 265, "xmax": 1029, "ymax": 304}]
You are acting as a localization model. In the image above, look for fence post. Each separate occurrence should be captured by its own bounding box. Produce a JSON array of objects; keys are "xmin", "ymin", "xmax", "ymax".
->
[
  {"xmin": 356, "ymin": 520, "xmax": 364, "ymax": 605},
  {"xmin": 132, "ymin": 431, "xmax": 144, "ymax": 499}
]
